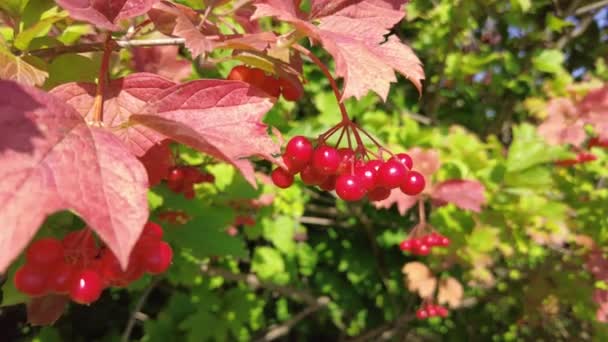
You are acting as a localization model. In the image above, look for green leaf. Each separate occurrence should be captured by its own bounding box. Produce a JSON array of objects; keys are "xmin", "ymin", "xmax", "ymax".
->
[
  {"xmin": 506, "ymin": 124, "xmax": 569, "ymax": 172},
  {"xmin": 262, "ymin": 216, "xmax": 297, "ymax": 254},
  {"xmin": 0, "ymin": 0, "xmax": 29, "ymax": 16},
  {"xmin": 510, "ymin": 0, "xmax": 531, "ymax": 12},
  {"xmin": 251, "ymin": 247, "xmax": 286, "ymax": 283},
  {"xmin": 21, "ymin": 0, "xmax": 55, "ymax": 29},
  {"xmin": 15, "ymin": 13, "xmax": 66, "ymax": 51},
  {"xmin": 533, "ymin": 49, "xmax": 565, "ymax": 74},
  {"xmin": 546, "ymin": 13, "xmax": 574, "ymax": 33},
  {"xmin": 45, "ymin": 53, "xmax": 99, "ymax": 87}
]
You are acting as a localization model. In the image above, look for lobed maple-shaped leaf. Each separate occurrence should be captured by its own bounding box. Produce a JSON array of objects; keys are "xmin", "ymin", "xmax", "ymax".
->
[
  {"xmin": 0, "ymin": 80, "xmax": 149, "ymax": 272},
  {"xmin": 0, "ymin": 49, "xmax": 47, "ymax": 86},
  {"xmin": 132, "ymin": 80, "xmax": 283, "ymax": 186},
  {"xmin": 537, "ymin": 98, "xmax": 586, "ymax": 147},
  {"xmin": 437, "ymin": 277, "xmax": 464, "ymax": 308},
  {"xmin": 253, "ymin": 0, "xmax": 424, "ymax": 100},
  {"xmin": 148, "ymin": 1, "xmax": 200, "ymax": 36},
  {"xmin": 50, "ymin": 73, "xmax": 176, "ymax": 156},
  {"xmin": 431, "ymin": 179, "xmax": 486, "ymax": 212},
  {"xmin": 55, "ymin": 0, "xmax": 160, "ymax": 31},
  {"xmin": 132, "ymin": 46, "xmax": 192, "ymax": 82},
  {"xmin": 27, "ymin": 294, "xmax": 69, "ymax": 326},
  {"xmin": 402, "ymin": 261, "xmax": 436, "ymax": 299}
]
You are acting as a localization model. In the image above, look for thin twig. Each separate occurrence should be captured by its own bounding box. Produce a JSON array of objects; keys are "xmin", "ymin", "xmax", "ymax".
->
[
  {"xmin": 254, "ymin": 297, "xmax": 330, "ymax": 342},
  {"xmin": 556, "ymin": 15, "xmax": 595, "ymax": 49},
  {"xmin": 575, "ymin": 0, "xmax": 608, "ymax": 15},
  {"xmin": 121, "ymin": 277, "xmax": 161, "ymax": 342}
]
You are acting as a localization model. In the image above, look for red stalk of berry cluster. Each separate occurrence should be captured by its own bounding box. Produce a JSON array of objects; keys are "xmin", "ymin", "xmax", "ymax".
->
[{"xmin": 399, "ymin": 199, "xmax": 451, "ymax": 256}]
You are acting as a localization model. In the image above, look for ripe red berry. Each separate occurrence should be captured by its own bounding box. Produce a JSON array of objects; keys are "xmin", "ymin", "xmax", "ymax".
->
[
  {"xmin": 410, "ymin": 238, "xmax": 422, "ymax": 250},
  {"xmin": 247, "ymin": 68, "xmax": 266, "ymax": 88},
  {"xmin": 167, "ymin": 167, "xmax": 185, "ymax": 192},
  {"xmin": 26, "ymin": 238, "xmax": 64, "ymax": 266},
  {"xmin": 415, "ymin": 244, "xmax": 431, "ymax": 256},
  {"xmin": 355, "ymin": 163, "xmax": 378, "ymax": 190},
  {"xmin": 437, "ymin": 235, "xmax": 450, "ymax": 247},
  {"xmin": 335, "ymin": 174, "xmax": 367, "ymax": 201},
  {"xmin": 437, "ymin": 305, "xmax": 449, "ymax": 317},
  {"xmin": 227, "ymin": 65, "xmax": 251, "ymax": 82},
  {"xmin": 300, "ymin": 165, "xmax": 327, "ymax": 186},
  {"xmin": 426, "ymin": 304, "xmax": 438, "ymax": 317},
  {"xmin": 377, "ymin": 160, "xmax": 408, "ymax": 189},
  {"xmin": 62, "ymin": 230, "xmax": 97, "ymax": 260},
  {"xmin": 319, "ymin": 175, "xmax": 337, "ymax": 191},
  {"xmin": 399, "ymin": 239, "xmax": 412, "ymax": 251},
  {"xmin": 271, "ymin": 168, "xmax": 294, "ymax": 188},
  {"xmin": 279, "ymin": 77, "xmax": 302, "ymax": 101},
  {"xmin": 422, "ymin": 234, "xmax": 439, "ymax": 247},
  {"xmin": 285, "ymin": 136, "xmax": 313, "ymax": 168},
  {"xmin": 367, "ymin": 159, "xmax": 383, "ymax": 173},
  {"xmin": 416, "ymin": 308, "xmax": 429, "ymax": 320},
  {"xmin": 400, "ymin": 170, "xmax": 426, "ymax": 195},
  {"xmin": 48, "ymin": 261, "xmax": 73, "ymax": 294},
  {"xmin": 14, "ymin": 264, "xmax": 49, "ymax": 296},
  {"xmin": 367, "ymin": 186, "xmax": 391, "ymax": 201},
  {"xmin": 99, "ymin": 249, "xmax": 143, "ymax": 286},
  {"xmin": 140, "ymin": 241, "xmax": 173, "ymax": 274},
  {"xmin": 69, "ymin": 269, "xmax": 103, "ymax": 304},
  {"xmin": 142, "ymin": 221, "xmax": 163, "ymax": 240},
  {"xmin": 336, "ymin": 148, "xmax": 355, "ymax": 174},
  {"xmin": 389, "ymin": 153, "xmax": 413, "ymax": 170},
  {"xmin": 312, "ymin": 146, "xmax": 341, "ymax": 175}
]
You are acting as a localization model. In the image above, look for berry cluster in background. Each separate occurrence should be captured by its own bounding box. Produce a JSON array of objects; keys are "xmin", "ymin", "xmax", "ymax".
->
[
  {"xmin": 416, "ymin": 303, "xmax": 449, "ymax": 320},
  {"xmin": 228, "ymin": 65, "xmax": 303, "ymax": 101},
  {"xmin": 14, "ymin": 222, "xmax": 172, "ymax": 304},
  {"xmin": 166, "ymin": 165, "xmax": 215, "ymax": 199},
  {"xmin": 400, "ymin": 232, "xmax": 451, "ymax": 256},
  {"xmin": 271, "ymin": 135, "xmax": 426, "ymax": 202}
]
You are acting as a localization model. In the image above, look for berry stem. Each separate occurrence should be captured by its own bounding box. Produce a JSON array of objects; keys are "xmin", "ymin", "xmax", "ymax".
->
[
  {"xmin": 293, "ymin": 44, "xmax": 350, "ymax": 123},
  {"xmin": 91, "ymin": 34, "xmax": 114, "ymax": 125},
  {"xmin": 418, "ymin": 198, "xmax": 426, "ymax": 225}
]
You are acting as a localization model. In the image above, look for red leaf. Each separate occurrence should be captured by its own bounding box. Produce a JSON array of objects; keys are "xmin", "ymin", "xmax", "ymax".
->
[
  {"xmin": 55, "ymin": 0, "xmax": 160, "ymax": 31},
  {"xmin": 253, "ymin": 0, "xmax": 423, "ymax": 100},
  {"xmin": 138, "ymin": 139, "xmax": 174, "ymax": 186},
  {"xmin": 373, "ymin": 188, "xmax": 418, "ymax": 215},
  {"xmin": 0, "ymin": 81, "xmax": 149, "ymax": 272},
  {"xmin": 132, "ymin": 79, "xmax": 283, "ymax": 186},
  {"xmin": 431, "ymin": 180, "xmax": 486, "ymax": 212},
  {"xmin": 132, "ymin": 46, "xmax": 192, "ymax": 82},
  {"xmin": 27, "ymin": 294, "xmax": 69, "ymax": 326},
  {"xmin": 148, "ymin": 1, "xmax": 200, "ymax": 36},
  {"xmin": 537, "ymin": 98, "xmax": 586, "ymax": 146},
  {"xmin": 49, "ymin": 73, "xmax": 176, "ymax": 156},
  {"xmin": 580, "ymin": 86, "xmax": 608, "ymax": 140}
]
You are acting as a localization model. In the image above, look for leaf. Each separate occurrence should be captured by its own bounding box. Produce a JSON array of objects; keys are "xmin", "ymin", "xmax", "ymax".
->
[
  {"xmin": 0, "ymin": 80, "xmax": 149, "ymax": 272},
  {"xmin": 402, "ymin": 261, "xmax": 436, "ymax": 298},
  {"xmin": 437, "ymin": 277, "xmax": 464, "ymax": 308},
  {"xmin": 46, "ymin": 54, "xmax": 100, "ymax": 87},
  {"xmin": 537, "ymin": 98, "xmax": 586, "ymax": 147},
  {"xmin": 0, "ymin": 48, "xmax": 47, "ymax": 86},
  {"xmin": 508, "ymin": 123, "xmax": 569, "ymax": 172},
  {"xmin": 373, "ymin": 188, "xmax": 418, "ymax": 215},
  {"xmin": 138, "ymin": 139, "xmax": 174, "ymax": 187},
  {"xmin": 148, "ymin": 1, "xmax": 200, "ymax": 36},
  {"xmin": 0, "ymin": 0, "xmax": 29, "ymax": 16},
  {"xmin": 431, "ymin": 179, "xmax": 486, "ymax": 212},
  {"xmin": 54, "ymin": 0, "xmax": 160, "ymax": 31},
  {"xmin": 132, "ymin": 79, "xmax": 283, "ymax": 186},
  {"xmin": 532, "ymin": 49, "xmax": 565, "ymax": 74},
  {"xmin": 14, "ymin": 13, "xmax": 67, "ymax": 51},
  {"xmin": 253, "ymin": 0, "xmax": 424, "ymax": 100},
  {"xmin": 579, "ymin": 86, "xmax": 608, "ymax": 140},
  {"xmin": 252, "ymin": 246, "xmax": 285, "ymax": 282},
  {"xmin": 132, "ymin": 46, "xmax": 192, "ymax": 82},
  {"xmin": 49, "ymin": 73, "xmax": 176, "ymax": 156},
  {"xmin": 27, "ymin": 294, "xmax": 69, "ymax": 326},
  {"xmin": 173, "ymin": 8, "xmax": 214, "ymax": 58}
]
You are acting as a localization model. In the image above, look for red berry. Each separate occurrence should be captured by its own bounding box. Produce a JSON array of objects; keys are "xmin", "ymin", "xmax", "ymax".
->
[
  {"xmin": 354, "ymin": 163, "xmax": 378, "ymax": 190},
  {"xmin": 367, "ymin": 187, "xmax": 391, "ymax": 201},
  {"xmin": 285, "ymin": 136, "xmax": 313, "ymax": 168},
  {"xmin": 227, "ymin": 65, "xmax": 251, "ymax": 82},
  {"xmin": 69, "ymin": 269, "xmax": 103, "ymax": 304},
  {"xmin": 399, "ymin": 239, "xmax": 412, "ymax": 251},
  {"xmin": 140, "ymin": 241, "xmax": 173, "ymax": 274},
  {"xmin": 378, "ymin": 160, "xmax": 408, "ymax": 189},
  {"xmin": 438, "ymin": 235, "xmax": 450, "ymax": 247},
  {"xmin": 312, "ymin": 146, "xmax": 341, "ymax": 175},
  {"xmin": 183, "ymin": 186, "xmax": 195, "ymax": 199},
  {"xmin": 167, "ymin": 167, "xmax": 185, "ymax": 192},
  {"xmin": 336, "ymin": 148, "xmax": 355, "ymax": 174},
  {"xmin": 367, "ymin": 159, "xmax": 383, "ymax": 173},
  {"xmin": 247, "ymin": 68, "xmax": 266, "ymax": 88},
  {"xmin": 426, "ymin": 304, "xmax": 438, "ymax": 317},
  {"xmin": 416, "ymin": 308, "xmax": 429, "ymax": 320},
  {"xmin": 271, "ymin": 168, "xmax": 294, "ymax": 188},
  {"xmin": 26, "ymin": 238, "xmax": 64, "ymax": 266},
  {"xmin": 279, "ymin": 77, "xmax": 303, "ymax": 101},
  {"xmin": 422, "ymin": 234, "xmax": 439, "ymax": 247},
  {"xmin": 335, "ymin": 174, "xmax": 367, "ymax": 201},
  {"xmin": 142, "ymin": 221, "xmax": 163, "ymax": 240},
  {"xmin": 48, "ymin": 261, "xmax": 73, "ymax": 294},
  {"xmin": 415, "ymin": 244, "xmax": 431, "ymax": 256},
  {"xmin": 263, "ymin": 75, "xmax": 281, "ymax": 97},
  {"xmin": 577, "ymin": 152, "xmax": 597, "ymax": 163},
  {"xmin": 319, "ymin": 175, "xmax": 337, "ymax": 191},
  {"xmin": 99, "ymin": 249, "xmax": 143, "ymax": 286},
  {"xmin": 283, "ymin": 156, "xmax": 306, "ymax": 174},
  {"xmin": 410, "ymin": 238, "xmax": 422, "ymax": 250},
  {"xmin": 437, "ymin": 305, "xmax": 449, "ymax": 317},
  {"xmin": 400, "ymin": 171, "xmax": 426, "ymax": 195},
  {"xmin": 62, "ymin": 230, "xmax": 97, "ymax": 260},
  {"xmin": 300, "ymin": 165, "xmax": 327, "ymax": 186},
  {"xmin": 14, "ymin": 264, "xmax": 49, "ymax": 296},
  {"xmin": 389, "ymin": 153, "xmax": 413, "ymax": 170}
]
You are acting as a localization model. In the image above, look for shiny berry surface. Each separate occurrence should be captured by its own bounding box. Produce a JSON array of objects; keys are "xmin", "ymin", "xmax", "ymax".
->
[
  {"xmin": 141, "ymin": 241, "xmax": 173, "ymax": 274},
  {"xmin": 300, "ymin": 165, "xmax": 326, "ymax": 185},
  {"xmin": 378, "ymin": 160, "xmax": 408, "ymax": 189},
  {"xmin": 354, "ymin": 163, "xmax": 378, "ymax": 190},
  {"xmin": 69, "ymin": 269, "xmax": 103, "ymax": 304},
  {"xmin": 285, "ymin": 136, "xmax": 313, "ymax": 167},
  {"xmin": 335, "ymin": 174, "xmax": 367, "ymax": 201},
  {"xmin": 26, "ymin": 238, "xmax": 64, "ymax": 266},
  {"xmin": 389, "ymin": 153, "xmax": 414, "ymax": 169},
  {"xmin": 400, "ymin": 170, "xmax": 426, "ymax": 195},
  {"xmin": 312, "ymin": 146, "xmax": 341, "ymax": 175},
  {"xmin": 271, "ymin": 168, "xmax": 294, "ymax": 188},
  {"xmin": 367, "ymin": 186, "xmax": 391, "ymax": 201},
  {"xmin": 14, "ymin": 264, "xmax": 48, "ymax": 296}
]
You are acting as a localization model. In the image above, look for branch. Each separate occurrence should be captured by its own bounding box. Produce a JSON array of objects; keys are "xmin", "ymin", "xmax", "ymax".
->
[
  {"xmin": 121, "ymin": 277, "xmax": 161, "ymax": 342},
  {"xmin": 201, "ymin": 265, "xmax": 322, "ymax": 305},
  {"xmin": 254, "ymin": 297, "xmax": 330, "ymax": 342},
  {"xmin": 556, "ymin": 14, "xmax": 595, "ymax": 49},
  {"xmin": 575, "ymin": 0, "xmax": 608, "ymax": 15},
  {"xmin": 25, "ymin": 38, "xmax": 187, "ymax": 58}
]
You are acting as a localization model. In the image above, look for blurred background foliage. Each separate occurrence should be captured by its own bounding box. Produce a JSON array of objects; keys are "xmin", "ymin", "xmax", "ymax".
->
[{"xmin": 2, "ymin": 0, "xmax": 608, "ymax": 341}]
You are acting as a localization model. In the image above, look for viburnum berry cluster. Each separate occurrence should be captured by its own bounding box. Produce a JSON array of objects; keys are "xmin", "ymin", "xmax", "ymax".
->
[
  {"xmin": 228, "ymin": 65, "xmax": 303, "ymax": 102},
  {"xmin": 166, "ymin": 165, "xmax": 215, "ymax": 199},
  {"xmin": 14, "ymin": 222, "xmax": 172, "ymax": 304},
  {"xmin": 416, "ymin": 303, "xmax": 449, "ymax": 320},
  {"xmin": 400, "ymin": 232, "xmax": 451, "ymax": 256},
  {"xmin": 271, "ymin": 128, "xmax": 426, "ymax": 202}
]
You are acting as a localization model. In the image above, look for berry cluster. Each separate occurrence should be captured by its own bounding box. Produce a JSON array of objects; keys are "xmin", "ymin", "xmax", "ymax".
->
[
  {"xmin": 271, "ymin": 135, "xmax": 426, "ymax": 202},
  {"xmin": 14, "ymin": 222, "xmax": 173, "ymax": 304},
  {"xmin": 416, "ymin": 303, "xmax": 449, "ymax": 320},
  {"xmin": 166, "ymin": 166, "xmax": 215, "ymax": 199},
  {"xmin": 399, "ymin": 232, "xmax": 450, "ymax": 256},
  {"xmin": 228, "ymin": 65, "xmax": 302, "ymax": 101},
  {"xmin": 555, "ymin": 151, "xmax": 597, "ymax": 167}
]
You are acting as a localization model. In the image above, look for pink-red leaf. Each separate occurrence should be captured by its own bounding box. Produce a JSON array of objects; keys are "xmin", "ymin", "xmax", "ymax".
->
[
  {"xmin": 132, "ymin": 46, "xmax": 192, "ymax": 82},
  {"xmin": 0, "ymin": 80, "xmax": 149, "ymax": 272},
  {"xmin": 580, "ymin": 86, "xmax": 608, "ymax": 140},
  {"xmin": 537, "ymin": 98, "xmax": 586, "ymax": 147},
  {"xmin": 55, "ymin": 0, "xmax": 160, "ymax": 31},
  {"xmin": 132, "ymin": 79, "xmax": 283, "ymax": 186},
  {"xmin": 50, "ymin": 73, "xmax": 176, "ymax": 156},
  {"xmin": 138, "ymin": 139, "xmax": 174, "ymax": 186},
  {"xmin": 431, "ymin": 179, "xmax": 486, "ymax": 212},
  {"xmin": 0, "ymin": 50, "xmax": 48, "ymax": 86},
  {"xmin": 27, "ymin": 294, "xmax": 69, "ymax": 326},
  {"xmin": 373, "ymin": 188, "xmax": 418, "ymax": 215}
]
